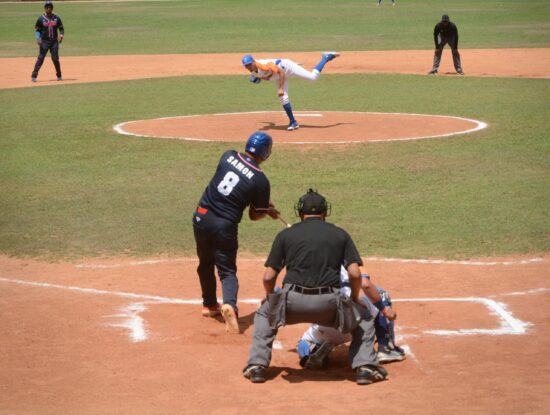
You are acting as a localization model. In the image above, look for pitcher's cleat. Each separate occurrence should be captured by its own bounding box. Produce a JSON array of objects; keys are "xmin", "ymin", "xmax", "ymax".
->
[
  {"xmin": 287, "ymin": 121, "xmax": 300, "ymax": 131},
  {"xmin": 322, "ymin": 51, "xmax": 340, "ymax": 61}
]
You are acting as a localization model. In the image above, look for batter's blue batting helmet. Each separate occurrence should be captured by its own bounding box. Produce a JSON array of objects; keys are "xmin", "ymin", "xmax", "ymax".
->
[
  {"xmin": 242, "ymin": 54, "xmax": 254, "ymax": 66},
  {"xmin": 245, "ymin": 131, "xmax": 272, "ymax": 160}
]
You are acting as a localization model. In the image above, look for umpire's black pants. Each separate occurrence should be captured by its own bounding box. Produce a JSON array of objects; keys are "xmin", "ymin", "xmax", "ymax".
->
[
  {"xmin": 432, "ymin": 36, "xmax": 462, "ymax": 72},
  {"xmin": 32, "ymin": 39, "xmax": 62, "ymax": 79},
  {"xmin": 193, "ymin": 208, "xmax": 239, "ymax": 311}
]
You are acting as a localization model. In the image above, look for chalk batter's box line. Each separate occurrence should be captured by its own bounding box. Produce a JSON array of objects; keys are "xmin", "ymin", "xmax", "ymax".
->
[{"xmin": 0, "ymin": 277, "xmax": 535, "ymax": 338}]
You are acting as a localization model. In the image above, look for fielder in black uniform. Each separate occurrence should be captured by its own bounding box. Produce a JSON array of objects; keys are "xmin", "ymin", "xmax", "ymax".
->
[
  {"xmin": 32, "ymin": 1, "xmax": 64, "ymax": 82},
  {"xmin": 243, "ymin": 189, "xmax": 396, "ymax": 385},
  {"xmin": 193, "ymin": 132, "xmax": 279, "ymax": 334},
  {"xmin": 428, "ymin": 14, "xmax": 464, "ymax": 75}
]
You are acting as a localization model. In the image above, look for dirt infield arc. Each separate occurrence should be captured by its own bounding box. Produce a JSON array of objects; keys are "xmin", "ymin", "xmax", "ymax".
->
[{"xmin": 114, "ymin": 111, "xmax": 487, "ymax": 144}]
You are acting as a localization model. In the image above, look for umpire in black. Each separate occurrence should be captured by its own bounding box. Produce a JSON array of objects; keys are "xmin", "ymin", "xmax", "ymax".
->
[
  {"xmin": 428, "ymin": 14, "xmax": 464, "ymax": 75},
  {"xmin": 243, "ymin": 189, "xmax": 395, "ymax": 385}
]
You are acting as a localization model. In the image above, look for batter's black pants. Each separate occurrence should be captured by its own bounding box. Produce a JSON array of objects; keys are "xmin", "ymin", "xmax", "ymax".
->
[
  {"xmin": 431, "ymin": 36, "xmax": 462, "ymax": 73},
  {"xmin": 32, "ymin": 39, "xmax": 61, "ymax": 79},
  {"xmin": 193, "ymin": 208, "xmax": 239, "ymax": 311}
]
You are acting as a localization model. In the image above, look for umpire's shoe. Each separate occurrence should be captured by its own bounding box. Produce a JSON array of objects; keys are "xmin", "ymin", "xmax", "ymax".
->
[
  {"xmin": 356, "ymin": 365, "xmax": 388, "ymax": 385},
  {"xmin": 243, "ymin": 364, "xmax": 266, "ymax": 383}
]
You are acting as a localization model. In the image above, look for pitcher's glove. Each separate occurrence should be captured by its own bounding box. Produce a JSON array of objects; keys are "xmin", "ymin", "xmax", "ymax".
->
[{"xmin": 249, "ymin": 74, "xmax": 261, "ymax": 84}]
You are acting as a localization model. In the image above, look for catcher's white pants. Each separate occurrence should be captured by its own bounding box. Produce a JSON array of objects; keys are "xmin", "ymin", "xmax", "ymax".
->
[{"xmin": 276, "ymin": 59, "xmax": 320, "ymax": 105}]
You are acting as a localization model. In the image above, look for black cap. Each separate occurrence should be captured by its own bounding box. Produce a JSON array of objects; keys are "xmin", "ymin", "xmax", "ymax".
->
[
  {"xmin": 442, "ymin": 14, "xmax": 450, "ymax": 22},
  {"xmin": 294, "ymin": 188, "xmax": 330, "ymax": 216}
]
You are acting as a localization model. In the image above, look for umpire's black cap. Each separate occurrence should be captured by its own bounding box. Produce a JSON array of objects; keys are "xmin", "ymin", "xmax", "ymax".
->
[
  {"xmin": 295, "ymin": 188, "xmax": 331, "ymax": 216},
  {"xmin": 442, "ymin": 14, "xmax": 450, "ymax": 22}
]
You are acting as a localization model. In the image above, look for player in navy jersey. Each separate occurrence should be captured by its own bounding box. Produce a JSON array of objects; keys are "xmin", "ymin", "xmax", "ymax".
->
[
  {"xmin": 193, "ymin": 132, "xmax": 279, "ymax": 333},
  {"xmin": 32, "ymin": 1, "xmax": 64, "ymax": 82}
]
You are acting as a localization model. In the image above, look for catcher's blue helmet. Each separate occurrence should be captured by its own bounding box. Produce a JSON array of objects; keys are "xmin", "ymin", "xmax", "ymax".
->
[
  {"xmin": 245, "ymin": 131, "xmax": 272, "ymax": 160},
  {"xmin": 242, "ymin": 54, "xmax": 254, "ymax": 66}
]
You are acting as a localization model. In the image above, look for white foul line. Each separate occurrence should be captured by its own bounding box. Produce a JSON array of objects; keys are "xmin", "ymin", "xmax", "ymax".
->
[
  {"xmin": 75, "ymin": 256, "xmax": 544, "ymax": 269},
  {"xmin": 367, "ymin": 257, "xmax": 543, "ymax": 266},
  {"xmin": 1, "ymin": 277, "xmax": 540, "ymax": 341}
]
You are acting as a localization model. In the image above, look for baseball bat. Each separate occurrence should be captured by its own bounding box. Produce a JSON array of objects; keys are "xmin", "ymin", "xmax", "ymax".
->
[{"xmin": 277, "ymin": 214, "xmax": 292, "ymax": 228}]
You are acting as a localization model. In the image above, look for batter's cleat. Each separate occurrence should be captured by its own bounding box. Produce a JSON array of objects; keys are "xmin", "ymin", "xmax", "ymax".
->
[
  {"xmin": 287, "ymin": 121, "xmax": 300, "ymax": 131},
  {"xmin": 377, "ymin": 345, "xmax": 406, "ymax": 363},
  {"xmin": 322, "ymin": 51, "xmax": 340, "ymax": 61},
  {"xmin": 201, "ymin": 304, "xmax": 221, "ymax": 317},
  {"xmin": 221, "ymin": 304, "xmax": 239, "ymax": 334},
  {"xmin": 356, "ymin": 365, "xmax": 388, "ymax": 385},
  {"xmin": 31, "ymin": 77, "xmax": 37, "ymax": 82},
  {"xmin": 304, "ymin": 341, "xmax": 334, "ymax": 369},
  {"xmin": 243, "ymin": 364, "xmax": 266, "ymax": 383},
  {"xmin": 456, "ymin": 69, "xmax": 464, "ymax": 75},
  {"xmin": 57, "ymin": 76, "xmax": 63, "ymax": 81},
  {"xmin": 428, "ymin": 69, "xmax": 438, "ymax": 75}
]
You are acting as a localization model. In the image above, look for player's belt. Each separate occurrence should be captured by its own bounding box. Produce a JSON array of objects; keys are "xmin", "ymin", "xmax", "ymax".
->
[
  {"xmin": 290, "ymin": 285, "xmax": 338, "ymax": 295},
  {"xmin": 275, "ymin": 59, "xmax": 281, "ymax": 65},
  {"xmin": 196, "ymin": 206, "xmax": 208, "ymax": 214}
]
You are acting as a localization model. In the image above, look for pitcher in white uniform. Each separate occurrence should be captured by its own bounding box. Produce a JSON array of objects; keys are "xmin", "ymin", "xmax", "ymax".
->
[{"xmin": 242, "ymin": 52, "xmax": 339, "ymax": 131}]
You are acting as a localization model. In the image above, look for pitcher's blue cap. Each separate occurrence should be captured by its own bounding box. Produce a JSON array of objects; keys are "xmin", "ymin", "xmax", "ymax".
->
[{"xmin": 242, "ymin": 55, "xmax": 254, "ymax": 66}]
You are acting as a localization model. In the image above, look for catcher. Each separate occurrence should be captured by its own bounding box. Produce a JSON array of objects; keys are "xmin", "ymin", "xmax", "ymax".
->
[{"xmin": 297, "ymin": 267, "xmax": 405, "ymax": 369}]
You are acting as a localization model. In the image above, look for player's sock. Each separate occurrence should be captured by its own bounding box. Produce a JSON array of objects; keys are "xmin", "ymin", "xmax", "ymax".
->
[
  {"xmin": 283, "ymin": 103, "xmax": 297, "ymax": 124},
  {"xmin": 314, "ymin": 56, "xmax": 330, "ymax": 72}
]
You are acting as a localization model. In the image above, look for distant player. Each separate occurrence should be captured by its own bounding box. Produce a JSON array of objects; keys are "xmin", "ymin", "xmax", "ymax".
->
[
  {"xmin": 32, "ymin": 1, "xmax": 64, "ymax": 82},
  {"xmin": 193, "ymin": 132, "xmax": 279, "ymax": 334},
  {"xmin": 297, "ymin": 267, "xmax": 405, "ymax": 368},
  {"xmin": 242, "ymin": 52, "xmax": 339, "ymax": 131}
]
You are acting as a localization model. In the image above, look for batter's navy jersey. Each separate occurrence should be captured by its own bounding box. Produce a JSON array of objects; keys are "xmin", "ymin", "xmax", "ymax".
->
[
  {"xmin": 197, "ymin": 150, "xmax": 270, "ymax": 223},
  {"xmin": 35, "ymin": 14, "xmax": 64, "ymax": 40}
]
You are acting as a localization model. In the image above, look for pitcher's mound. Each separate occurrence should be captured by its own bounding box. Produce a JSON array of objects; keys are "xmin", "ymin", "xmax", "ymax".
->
[{"xmin": 114, "ymin": 111, "xmax": 487, "ymax": 144}]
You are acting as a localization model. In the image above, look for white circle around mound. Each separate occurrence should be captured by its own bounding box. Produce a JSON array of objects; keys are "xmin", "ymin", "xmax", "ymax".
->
[{"xmin": 113, "ymin": 111, "xmax": 488, "ymax": 144}]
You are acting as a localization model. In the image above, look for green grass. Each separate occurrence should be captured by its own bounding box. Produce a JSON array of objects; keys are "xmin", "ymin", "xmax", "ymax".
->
[
  {"xmin": 1, "ymin": 74, "xmax": 548, "ymax": 259},
  {"xmin": 0, "ymin": 0, "xmax": 549, "ymax": 57}
]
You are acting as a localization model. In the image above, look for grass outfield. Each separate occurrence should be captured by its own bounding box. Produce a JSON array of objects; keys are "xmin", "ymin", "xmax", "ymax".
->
[
  {"xmin": 0, "ymin": 0, "xmax": 549, "ymax": 57},
  {"xmin": 1, "ymin": 74, "xmax": 549, "ymax": 259}
]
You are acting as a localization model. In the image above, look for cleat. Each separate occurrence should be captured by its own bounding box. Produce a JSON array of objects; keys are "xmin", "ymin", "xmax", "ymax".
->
[
  {"xmin": 31, "ymin": 77, "xmax": 37, "ymax": 82},
  {"xmin": 428, "ymin": 69, "xmax": 438, "ymax": 75},
  {"xmin": 297, "ymin": 339, "xmax": 312, "ymax": 367},
  {"xmin": 377, "ymin": 345, "xmax": 406, "ymax": 363},
  {"xmin": 243, "ymin": 364, "xmax": 266, "ymax": 383},
  {"xmin": 287, "ymin": 121, "xmax": 300, "ymax": 131},
  {"xmin": 221, "ymin": 304, "xmax": 239, "ymax": 334},
  {"xmin": 456, "ymin": 69, "xmax": 464, "ymax": 75},
  {"xmin": 393, "ymin": 345, "xmax": 406, "ymax": 356},
  {"xmin": 201, "ymin": 304, "xmax": 221, "ymax": 317},
  {"xmin": 322, "ymin": 51, "xmax": 340, "ymax": 61},
  {"xmin": 304, "ymin": 341, "xmax": 334, "ymax": 369},
  {"xmin": 57, "ymin": 76, "xmax": 63, "ymax": 81},
  {"xmin": 356, "ymin": 365, "xmax": 388, "ymax": 385}
]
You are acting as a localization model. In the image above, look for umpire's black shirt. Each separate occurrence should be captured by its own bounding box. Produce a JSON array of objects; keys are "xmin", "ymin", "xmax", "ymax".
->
[
  {"xmin": 265, "ymin": 217, "xmax": 363, "ymax": 288},
  {"xmin": 433, "ymin": 21, "xmax": 459, "ymax": 46}
]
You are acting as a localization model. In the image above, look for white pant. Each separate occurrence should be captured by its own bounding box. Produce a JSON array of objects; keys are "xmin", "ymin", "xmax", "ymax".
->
[{"xmin": 276, "ymin": 59, "xmax": 320, "ymax": 105}]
